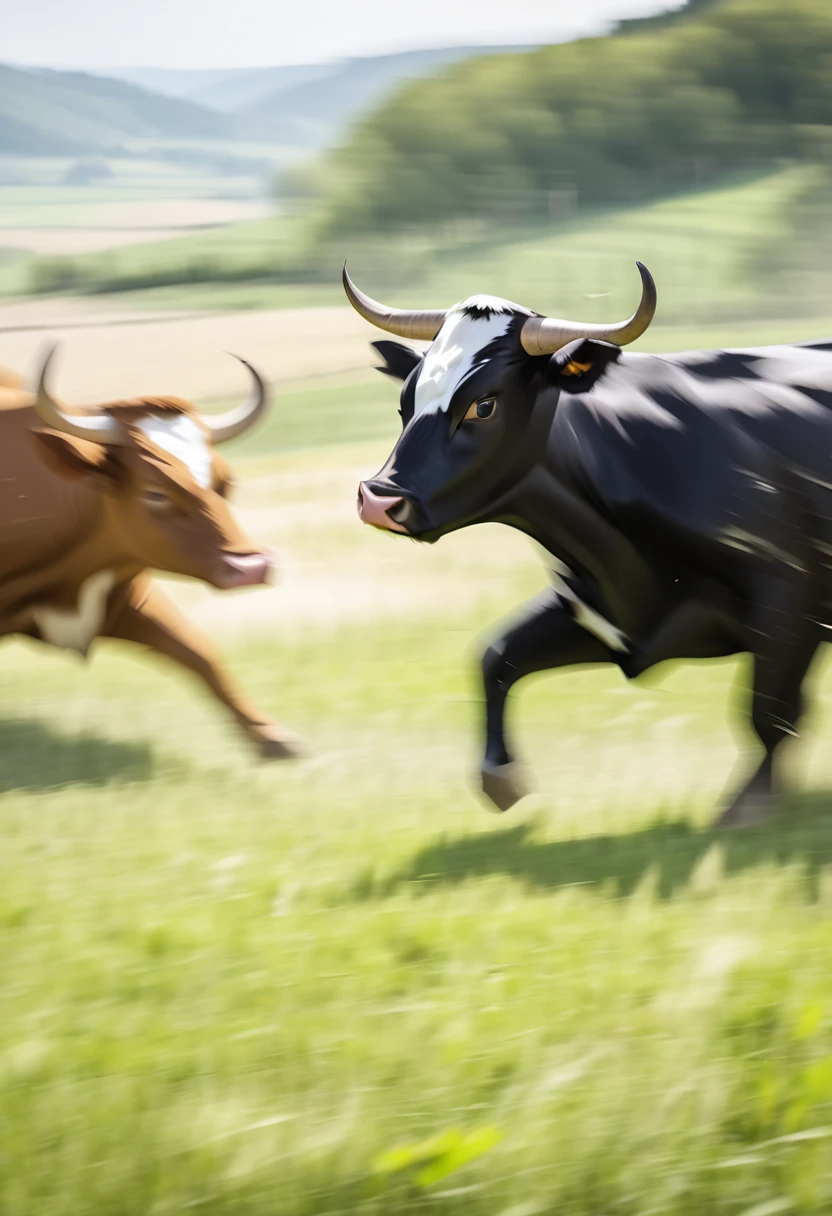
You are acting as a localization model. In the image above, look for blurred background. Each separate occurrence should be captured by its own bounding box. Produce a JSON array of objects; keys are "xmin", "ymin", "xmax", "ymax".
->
[{"xmin": 5, "ymin": 1, "xmax": 832, "ymax": 1213}]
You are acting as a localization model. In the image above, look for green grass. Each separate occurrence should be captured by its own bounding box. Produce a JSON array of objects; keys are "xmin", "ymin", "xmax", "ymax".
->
[
  {"xmin": 224, "ymin": 370, "xmax": 399, "ymax": 455},
  {"xmin": 5, "ymin": 579, "xmax": 832, "ymax": 1215},
  {"xmin": 6, "ymin": 370, "xmax": 832, "ymax": 1210}
]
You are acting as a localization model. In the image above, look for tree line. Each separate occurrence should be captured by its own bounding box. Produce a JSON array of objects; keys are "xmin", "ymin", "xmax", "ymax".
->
[{"xmin": 305, "ymin": 0, "xmax": 832, "ymax": 235}]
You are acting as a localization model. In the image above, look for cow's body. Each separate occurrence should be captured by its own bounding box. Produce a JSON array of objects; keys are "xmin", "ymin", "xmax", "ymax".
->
[
  {"xmin": 345, "ymin": 264, "xmax": 832, "ymax": 826},
  {"xmin": 0, "ymin": 366, "xmax": 302, "ymax": 759}
]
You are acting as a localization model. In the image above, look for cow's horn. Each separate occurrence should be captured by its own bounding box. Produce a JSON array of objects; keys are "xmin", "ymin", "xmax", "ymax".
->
[
  {"xmin": 32, "ymin": 343, "xmax": 126, "ymax": 444},
  {"xmin": 202, "ymin": 356, "xmax": 270, "ymax": 445},
  {"xmin": 343, "ymin": 263, "xmax": 447, "ymax": 342},
  {"xmin": 519, "ymin": 262, "xmax": 657, "ymax": 356}
]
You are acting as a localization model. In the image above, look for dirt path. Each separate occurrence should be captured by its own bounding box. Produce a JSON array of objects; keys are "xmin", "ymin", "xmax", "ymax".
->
[{"xmin": 0, "ymin": 299, "xmax": 377, "ymax": 400}]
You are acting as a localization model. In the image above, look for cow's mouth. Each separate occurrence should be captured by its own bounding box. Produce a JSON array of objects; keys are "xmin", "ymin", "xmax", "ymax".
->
[{"xmin": 213, "ymin": 552, "xmax": 274, "ymax": 590}]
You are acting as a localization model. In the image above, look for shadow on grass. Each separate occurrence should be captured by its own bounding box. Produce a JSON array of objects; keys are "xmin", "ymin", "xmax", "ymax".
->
[
  {"xmin": 354, "ymin": 790, "xmax": 832, "ymax": 902},
  {"xmin": 0, "ymin": 717, "xmax": 156, "ymax": 792}
]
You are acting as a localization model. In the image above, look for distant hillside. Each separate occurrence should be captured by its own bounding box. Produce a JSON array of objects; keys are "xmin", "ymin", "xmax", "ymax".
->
[
  {"xmin": 0, "ymin": 63, "xmax": 236, "ymax": 155},
  {"xmin": 242, "ymin": 45, "xmax": 536, "ymax": 148},
  {"xmin": 107, "ymin": 64, "xmax": 333, "ymax": 113},
  {"xmin": 0, "ymin": 112, "xmax": 89, "ymax": 157},
  {"xmin": 97, "ymin": 66, "xmax": 246, "ymax": 101},
  {"xmin": 102, "ymin": 46, "xmax": 537, "ymax": 151}
]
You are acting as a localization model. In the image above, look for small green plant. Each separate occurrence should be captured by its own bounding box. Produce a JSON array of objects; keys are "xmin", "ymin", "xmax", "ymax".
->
[{"xmin": 372, "ymin": 1126, "xmax": 503, "ymax": 1191}]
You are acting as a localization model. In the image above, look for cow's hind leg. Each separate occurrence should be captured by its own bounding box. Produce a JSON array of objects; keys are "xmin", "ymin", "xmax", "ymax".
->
[
  {"xmin": 104, "ymin": 580, "xmax": 305, "ymax": 760},
  {"xmin": 480, "ymin": 588, "xmax": 610, "ymax": 811},
  {"xmin": 719, "ymin": 577, "xmax": 819, "ymax": 829}
]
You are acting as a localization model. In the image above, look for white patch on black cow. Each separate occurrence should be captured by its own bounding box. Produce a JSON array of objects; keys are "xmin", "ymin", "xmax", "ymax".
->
[
  {"xmin": 32, "ymin": 569, "xmax": 115, "ymax": 656},
  {"xmin": 137, "ymin": 414, "xmax": 213, "ymax": 488},
  {"xmin": 540, "ymin": 552, "xmax": 630, "ymax": 653},
  {"xmin": 553, "ymin": 572, "xmax": 630, "ymax": 652},
  {"xmin": 414, "ymin": 297, "xmax": 521, "ymax": 419}
]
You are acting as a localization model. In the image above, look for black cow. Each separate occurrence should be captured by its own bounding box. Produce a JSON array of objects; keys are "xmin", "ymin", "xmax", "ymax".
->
[{"xmin": 344, "ymin": 262, "xmax": 832, "ymax": 827}]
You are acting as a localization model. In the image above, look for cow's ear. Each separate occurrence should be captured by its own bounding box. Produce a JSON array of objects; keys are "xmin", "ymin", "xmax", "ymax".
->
[
  {"xmin": 549, "ymin": 339, "xmax": 621, "ymax": 393},
  {"xmin": 33, "ymin": 430, "xmax": 121, "ymax": 483},
  {"xmin": 371, "ymin": 340, "xmax": 423, "ymax": 383}
]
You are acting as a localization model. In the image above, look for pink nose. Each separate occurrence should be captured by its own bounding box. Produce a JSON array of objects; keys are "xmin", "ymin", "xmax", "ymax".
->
[
  {"xmin": 215, "ymin": 552, "xmax": 274, "ymax": 590},
  {"xmin": 357, "ymin": 482, "xmax": 407, "ymax": 533}
]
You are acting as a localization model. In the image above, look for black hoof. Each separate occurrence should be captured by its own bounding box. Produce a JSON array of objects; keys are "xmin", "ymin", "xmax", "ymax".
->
[
  {"xmin": 716, "ymin": 785, "xmax": 775, "ymax": 829},
  {"xmin": 480, "ymin": 762, "xmax": 532, "ymax": 813}
]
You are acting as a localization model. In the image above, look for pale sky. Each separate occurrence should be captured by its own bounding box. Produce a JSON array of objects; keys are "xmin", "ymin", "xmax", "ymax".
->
[{"xmin": 4, "ymin": 0, "xmax": 685, "ymax": 70}]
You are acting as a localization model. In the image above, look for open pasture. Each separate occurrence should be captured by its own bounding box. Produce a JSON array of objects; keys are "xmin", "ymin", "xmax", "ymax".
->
[{"xmin": 4, "ymin": 349, "xmax": 832, "ymax": 1214}]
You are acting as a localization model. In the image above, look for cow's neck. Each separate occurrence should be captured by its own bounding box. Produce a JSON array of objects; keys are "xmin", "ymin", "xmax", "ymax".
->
[{"xmin": 502, "ymin": 466, "xmax": 670, "ymax": 636}]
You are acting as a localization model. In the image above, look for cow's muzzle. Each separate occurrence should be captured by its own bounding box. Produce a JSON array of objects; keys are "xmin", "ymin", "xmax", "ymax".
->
[
  {"xmin": 357, "ymin": 481, "xmax": 411, "ymax": 533},
  {"xmin": 213, "ymin": 552, "xmax": 274, "ymax": 590}
]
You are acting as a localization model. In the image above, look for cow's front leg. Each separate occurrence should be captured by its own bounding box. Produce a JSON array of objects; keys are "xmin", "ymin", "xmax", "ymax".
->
[
  {"xmin": 103, "ymin": 580, "xmax": 305, "ymax": 760},
  {"xmin": 719, "ymin": 574, "xmax": 818, "ymax": 828},
  {"xmin": 480, "ymin": 587, "xmax": 611, "ymax": 811}
]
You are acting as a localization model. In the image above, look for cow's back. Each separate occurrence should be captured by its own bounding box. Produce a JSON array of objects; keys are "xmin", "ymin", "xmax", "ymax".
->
[
  {"xmin": 660, "ymin": 343, "xmax": 832, "ymax": 552},
  {"xmin": 558, "ymin": 342, "xmax": 832, "ymax": 587}
]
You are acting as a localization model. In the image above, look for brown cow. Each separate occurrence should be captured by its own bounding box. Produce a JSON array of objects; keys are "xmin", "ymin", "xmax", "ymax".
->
[{"xmin": 0, "ymin": 346, "xmax": 303, "ymax": 759}]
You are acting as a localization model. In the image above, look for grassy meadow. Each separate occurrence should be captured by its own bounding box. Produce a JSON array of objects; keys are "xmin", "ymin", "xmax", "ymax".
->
[
  {"xmin": 4, "ymin": 166, "xmax": 828, "ymax": 327},
  {"xmin": 4, "ymin": 355, "xmax": 832, "ymax": 1215}
]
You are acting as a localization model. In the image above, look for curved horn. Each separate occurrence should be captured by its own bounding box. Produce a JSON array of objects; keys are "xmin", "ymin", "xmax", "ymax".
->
[
  {"xmin": 203, "ymin": 355, "xmax": 270, "ymax": 445},
  {"xmin": 520, "ymin": 262, "xmax": 657, "ymax": 356},
  {"xmin": 343, "ymin": 263, "xmax": 446, "ymax": 342},
  {"xmin": 32, "ymin": 343, "xmax": 125, "ymax": 444}
]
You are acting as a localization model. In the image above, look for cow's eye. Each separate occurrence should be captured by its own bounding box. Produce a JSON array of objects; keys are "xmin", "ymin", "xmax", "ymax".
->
[
  {"xmin": 464, "ymin": 398, "xmax": 496, "ymax": 421},
  {"xmin": 141, "ymin": 487, "xmax": 173, "ymax": 508}
]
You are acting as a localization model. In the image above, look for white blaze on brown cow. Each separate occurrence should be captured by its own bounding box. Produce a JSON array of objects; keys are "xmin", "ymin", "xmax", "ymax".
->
[{"xmin": 137, "ymin": 414, "xmax": 213, "ymax": 489}]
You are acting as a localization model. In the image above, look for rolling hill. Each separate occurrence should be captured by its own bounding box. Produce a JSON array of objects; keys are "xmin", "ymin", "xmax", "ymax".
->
[
  {"xmin": 0, "ymin": 62, "xmax": 237, "ymax": 155},
  {"xmin": 239, "ymin": 45, "xmax": 537, "ymax": 148},
  {"xmin": 106, "ymin": 63, "xmax": 335, "ymax": 113}
]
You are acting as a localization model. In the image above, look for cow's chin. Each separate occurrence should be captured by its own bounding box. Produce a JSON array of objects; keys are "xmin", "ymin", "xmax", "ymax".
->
[{"xmin": 211, "ymin": 553, "xmax": 274, "ymax": 590}]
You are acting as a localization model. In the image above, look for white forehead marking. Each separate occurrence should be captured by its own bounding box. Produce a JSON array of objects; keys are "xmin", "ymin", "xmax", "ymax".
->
[
  {"xmin": 137, "ymin": 414, "xmax": 213, "ymax": 489},
  {"xmin": 413, "ymin": 296, "xmax": 523, "ymax": 418}
]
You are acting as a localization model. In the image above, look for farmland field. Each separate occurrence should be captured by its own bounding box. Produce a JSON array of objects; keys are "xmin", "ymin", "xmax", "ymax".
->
[
  {"xmin": 4, "ymin": 332, "xmax": 832, "ymax": 1214},
  {"xmin": 0, "ymin": 151, "xmax": 277, "ymax": 275},
  {"xmin": 6, "ymin": 166, "xmax": 829, "ymax": 331}
]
